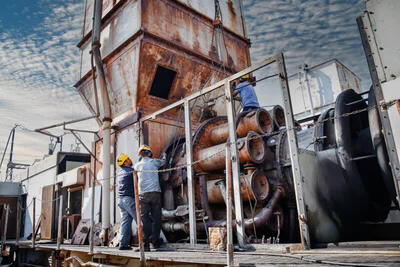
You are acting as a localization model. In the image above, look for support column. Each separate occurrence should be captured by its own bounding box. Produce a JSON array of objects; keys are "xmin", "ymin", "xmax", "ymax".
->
[
  {"xmin": 226, "ymin": 145, "xmax": 234, "ymax": 267},
  {"xmin": 184, "ymin": 100, "xmax": 197, "ymax": 245},
  {"xmin": 32, "ymin": 198, "xmax": 36, "ymax": 248},
  {"xmin": 224, "ymin": 81, "xmax": 245, "ymax": 247},
  {"xmin": 57, "ymin": 195, "xmax": 63, "ymax": 250},
  {"xmin": 16, "ymin": 197, "xmax": 20, "ymax": 245},
  {"xmin": 276, "ymin": 53, "xmax": 310, "ymax": 249},
  {"xmin": 133, "ymin": 172, "xmax": 145, "ymax": 266}
]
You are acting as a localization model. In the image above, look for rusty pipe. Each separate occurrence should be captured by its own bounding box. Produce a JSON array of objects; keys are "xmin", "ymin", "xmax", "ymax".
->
[
  {"xmin": 268, "ymin": 105, "xmax": 285, "ymax": 130},
  {"xmin": 162, "ymin": 205, "xmax": 189, "ymax": 219},
  {"xmin": 197, "ymin": 131, "xmax": 266, "ymax": 172},
  {"xmin": 198, "ymin": 187, "xmax": 284, "ymax": 234},
  {"xmin": 217, "ymin": 180, "xmax": 228, "ymax": 205},
  {"xmin": 199, "ymin": 174, "xmax": 213, "ymax": 220},
  {"xmin": 209, "ymin": 109, "xmax": 273, "ymax": 145},
  {"xmin": 207, "ymin": 170, "xmax": 269, "ymax": 204},
  {"xmin": 244, "ymin": 187, "xmax": 284, "ymax": 231},
  {"xmin": 162, "ymin": 222, "xmax": 189, "ymax": 233},
  {"xmin": 92, "ymin": 0, "xmax": 112, "ymax": 235},
  {"xmin": 163, "ymin": 185, "xmax": 175, "ymax": 210}
]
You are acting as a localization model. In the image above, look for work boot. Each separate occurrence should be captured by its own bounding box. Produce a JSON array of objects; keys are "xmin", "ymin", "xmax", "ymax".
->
[
  {"xmin": 144, "ymin": 243, "xmax": 150, "ymax": 252},
  {"xmin": 152, "ymin": 238, "xmax": 164, "ymax": 249},
  {"xmin": 118, "ymin": 245, "xmax": 132, "ymax": 250}
]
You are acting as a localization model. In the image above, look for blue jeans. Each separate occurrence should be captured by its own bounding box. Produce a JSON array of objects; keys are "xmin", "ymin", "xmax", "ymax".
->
[{"xmin": 118, "ymin": 196, "xmax": 137, "ymax": 247}]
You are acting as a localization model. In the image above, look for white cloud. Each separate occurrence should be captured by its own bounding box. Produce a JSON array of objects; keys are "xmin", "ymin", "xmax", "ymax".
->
[
  {"xmin": 0, "ymin": 0, "xmax": 374, "ymax": 178},
  {"xmin": 243, "ymin": 0, "xmax": 370, "ymax": 94},
  {"xmin": 0, "ymin": 0, "xmax": 97, "ymax": 177}
]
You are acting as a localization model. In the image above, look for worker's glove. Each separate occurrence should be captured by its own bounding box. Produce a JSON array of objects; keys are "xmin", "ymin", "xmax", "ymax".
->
[{"xmin": 161, "ymin": 152, "xmax": 167, "ymax": 160}]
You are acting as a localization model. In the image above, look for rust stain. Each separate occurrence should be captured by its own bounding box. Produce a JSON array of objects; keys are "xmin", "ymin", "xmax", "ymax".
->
[
  {"xmin": 228, "ymin": 1, "xmax": 236, "ymax": 16},
  {"xmin": 76, "ymin": 0, "xmax": 250, "ymax": 176},
  {"xmin": 397, "ymin": 100, "xmax": 400, "ymax": 115}
]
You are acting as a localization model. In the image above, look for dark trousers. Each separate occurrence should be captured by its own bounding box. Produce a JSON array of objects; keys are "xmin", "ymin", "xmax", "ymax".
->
[
  {"xmin": 139, "ymin": 192, "xmax": 162, "ymax": 245},
  {"xmin": 242, "ymin": 106, "xmax": 259, "ymax": 113}
]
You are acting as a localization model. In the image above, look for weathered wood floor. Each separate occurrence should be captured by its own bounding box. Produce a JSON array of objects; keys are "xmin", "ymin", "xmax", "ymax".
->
[{"xmin": 8, "ymin": 240, "xmax": 400, "ymax": 266}]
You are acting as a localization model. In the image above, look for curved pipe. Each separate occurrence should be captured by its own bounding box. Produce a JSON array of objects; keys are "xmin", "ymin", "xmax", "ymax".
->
[
  {"xmin": 92, "ymin": 0, "xmax": 112, "ymax": 234},
  {"xmin": 243, "ymin": 187, "xmax": 283, "ymax": 231},
  {"xmin": 199, "ymin": 174, "xmax": 213, "ymax": 220},
  {"xmin": 162, "ymin": 222, "xmax": 189, "ymax": 233},
  {"xmin": 198, "ymin": 188, "xmax": 284, "ymax": 233}
]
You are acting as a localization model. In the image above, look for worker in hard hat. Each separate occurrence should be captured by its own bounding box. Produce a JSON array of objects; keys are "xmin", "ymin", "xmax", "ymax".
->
[
  {"xmin": 134, "ymin": 145, "xmax": 166, "ymax": 251},
  {"xmin": 116, "ymin": 153, "xmax": 136, "ymax": 250},
  {"xmin": 233, "ymin": 74, "xmax": 260, "ymax": 112}
]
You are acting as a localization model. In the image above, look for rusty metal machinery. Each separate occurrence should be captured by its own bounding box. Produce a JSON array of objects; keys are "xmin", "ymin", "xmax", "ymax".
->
[
  {"xmin": 159, "ymin": 107, "xmax": 288, "ymax": 243},
  {"xmin": 159, "ymin": 89, "xmax": 397, "ymax": 244}
]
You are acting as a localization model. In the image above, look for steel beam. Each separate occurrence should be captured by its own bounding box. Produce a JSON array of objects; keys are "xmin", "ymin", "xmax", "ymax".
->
[
  {"xmin": 32, "ymin": 198, "xmax": 36, "ymax": 248},
  {"xmin": 89, "ymin": 142, "xmax": 97, "ymax": 255},
  {"xmin": 16, "ymin": 197, "xmax": 20, "ymax": 244},
  {"xmin": 184, "ymin": 100, "xmax": 197, "ymax": 244},
  {"xmin": 224, "ymin": 80, "xmax": 245, "ymax": 247},
  {"xmin": 133, "ymin": 171, "xmax": 145, "ymax": 266},
  {"xmin": 1, "ymin": 204, "xmax": 9, "ymax": 251},
  {"xmin": 35, "ymin": 115, "xmax": 97, "ymax": 132},
  {"xmin": 57, "ymin": 195, "xmax": 63, "ymax": 250},
  {"xmin": 357, "ymin": 15, "xmax": 400, "ymax": 207},
  {"xmin": 226, "ymin": 145, "xmax": 234, "ymax": 267},
  {"xmin": 276, "ymin": 53, "xmax": 310, "ymax": 249}
]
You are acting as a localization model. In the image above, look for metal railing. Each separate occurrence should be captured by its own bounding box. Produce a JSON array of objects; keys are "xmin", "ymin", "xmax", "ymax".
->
[{"xmin": 136, "ymin": 53, "xmax": 311, "ymax": 265}]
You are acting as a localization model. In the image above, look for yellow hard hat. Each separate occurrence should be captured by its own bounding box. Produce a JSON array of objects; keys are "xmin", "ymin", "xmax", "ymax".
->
[
  {"xmin": 241, "ymin": 74, "xmax": 249, "ymax": 79},
  {"xmin": 138, "ymin": 144, "xmax": 152, "ymax": 156},
  {"xmin": 117, "ymin": 153, "xmax": 129, "ymax": 166}
]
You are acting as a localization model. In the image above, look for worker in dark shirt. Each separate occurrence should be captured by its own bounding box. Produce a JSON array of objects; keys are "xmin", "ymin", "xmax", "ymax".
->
[
  {"xmin": 233, "ymin": 74, "xmax": 260, "ymax": 112},
  {"xmin": 116, "ymin": 153, "xmax": 136, "ymax": 250}
]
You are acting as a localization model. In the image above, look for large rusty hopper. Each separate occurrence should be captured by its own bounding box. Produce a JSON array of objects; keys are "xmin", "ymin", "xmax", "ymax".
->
[{"xmin": 75, "ymin": 0, "xmax": 250, "ymax": 129}]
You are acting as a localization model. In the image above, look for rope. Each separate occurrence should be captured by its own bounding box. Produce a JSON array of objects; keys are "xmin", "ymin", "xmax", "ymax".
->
[
  {"xmin": 18, "ymin": 198, "xmax": 34, "ymax": 211},
  {"xmin": 35, "ymin": 197, "xmax": 61, "ymax": 204}
]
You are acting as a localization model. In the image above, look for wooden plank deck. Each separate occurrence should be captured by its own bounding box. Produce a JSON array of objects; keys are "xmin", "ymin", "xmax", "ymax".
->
[{"xmin": 8, "ymin": 240, "xmax": 400, "ymax": 266}]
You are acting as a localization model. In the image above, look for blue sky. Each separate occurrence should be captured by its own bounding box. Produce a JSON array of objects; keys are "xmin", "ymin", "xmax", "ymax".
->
[{"xmin": 0, "ymin": 0, "xmax": 369, "ymax": 177}]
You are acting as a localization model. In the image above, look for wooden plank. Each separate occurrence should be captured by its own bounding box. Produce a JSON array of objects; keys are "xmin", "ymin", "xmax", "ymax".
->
[
  {"xmin": 41, "ymin": 185, "xmax": 55, "ymax": 240},
  {"xmin": 71, "ymin": 219, "xmax": 90, "ymax": 245},
  {"xmin": 23, "ymin": 242, "xmax": 400, "ymax": 266}
]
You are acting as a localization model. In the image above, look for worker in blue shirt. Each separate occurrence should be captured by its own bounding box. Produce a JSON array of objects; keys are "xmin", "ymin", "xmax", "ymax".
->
[
  {"xmin": 116, "ymin": 153, "xmax": 137, "ymax": 250},
  {"xmin": 134, "ymin": 145, "xmax": 166, "ymax": 251},
  {"xmin": 233, "ymin": 74, "xmax": 260, "ymax": 112}
]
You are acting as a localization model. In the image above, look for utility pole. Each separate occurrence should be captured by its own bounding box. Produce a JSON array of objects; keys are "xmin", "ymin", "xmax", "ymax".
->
[
  {"xmin": 0, "ymin": 125, "xmax": 30, "ymax": 181},
  {"xmin": 7, "ymin": 127, "xmax": 16, "ymax": 180}
]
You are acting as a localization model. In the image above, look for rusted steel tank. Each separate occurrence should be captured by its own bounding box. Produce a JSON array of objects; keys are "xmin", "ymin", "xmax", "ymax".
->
[
  {"xmin": 195, "ymin": 131, "xmax": 266, "ymax": 172},
  {"xmin": 209, "ymin": 109, "xmax": 273, "ymax": 145}
]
